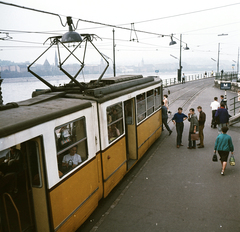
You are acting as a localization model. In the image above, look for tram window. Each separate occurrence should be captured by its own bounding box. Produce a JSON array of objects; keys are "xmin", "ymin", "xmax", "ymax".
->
[
  {"xmin": 137, "ymin": 93, "xmax": 146, "ymax": 123},
  {"xmin": 55, "ymin": 117, "xmax": 88, "ymax": 177},
  {"xmin": 107, "ymin": 103, "xmax": 124, "ymax": 143},
  {"xmin": 55, "ymin": 117, "xmax": 87, "ymax": 153},
  {"xmin": 154, "ymin": 87, "xmax": 161, "ymax": 110},
  {"xmin": 147, "ymin": 90, "xmax": 154, "ymax": 116}
]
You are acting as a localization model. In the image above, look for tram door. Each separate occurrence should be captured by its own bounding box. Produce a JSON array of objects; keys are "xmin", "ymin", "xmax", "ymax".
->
[
  {"xmin": 25, "ymin": 137, "xmax": 50, "ymax": 232},
  {"xmin": 124, "ymin": 99, "xmax": 137, "ymax": 170},
  {"xmin": 1, "ymin": 137, "xmax": 50, "ymax": 232}
]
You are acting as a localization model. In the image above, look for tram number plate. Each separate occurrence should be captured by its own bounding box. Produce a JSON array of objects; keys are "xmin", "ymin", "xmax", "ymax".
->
[{"xmin": 220, "ymin": 82, "xmax": 231, "ymax": 90}]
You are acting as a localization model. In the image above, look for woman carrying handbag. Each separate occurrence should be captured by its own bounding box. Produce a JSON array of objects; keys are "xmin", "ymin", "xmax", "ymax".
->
[{"xmin": 214, "ymin": 126, "xmax": 234, "ymax": 175}]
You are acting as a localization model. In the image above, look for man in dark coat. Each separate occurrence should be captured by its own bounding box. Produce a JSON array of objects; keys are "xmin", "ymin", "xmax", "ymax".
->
[
  {"xmin": 215, "ymin": 103, "xmax": 229, "ymax": 134},
  {"xmin": 197, "ymin": 106, "xmax": 206, "ymax": 148}
]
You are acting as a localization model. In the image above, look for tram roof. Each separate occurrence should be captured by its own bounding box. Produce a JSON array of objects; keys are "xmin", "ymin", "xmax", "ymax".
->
[
  {"xmin": 0, "ymin": 92, "xmax": 92, "ymax": 138},
  {"xmin": 0, "ymin": 75, "xmax": 161, "ymax": 138}
]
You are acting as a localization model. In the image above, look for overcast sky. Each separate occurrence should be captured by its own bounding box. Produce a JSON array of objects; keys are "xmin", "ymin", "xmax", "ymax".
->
[{"xmin": 0, "ymin": 0, "xmax": 240, "ymax": 71}]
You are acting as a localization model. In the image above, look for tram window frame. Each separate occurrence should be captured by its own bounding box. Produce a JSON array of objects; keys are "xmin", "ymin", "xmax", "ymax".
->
[
  {"xmin": 106, "ymin": 102, "xmax": 124, "ymax": 144},
  {"xmin": 27, "ymin": 141, "xmax": 42, "ymax": 188},
  {"xmin": 136, "ymin": 93, "xmax": 146, "ymax": 123},
  {"xmin": 154, "ymin": 87, "xmax": 161, "ymax": 110},
  {"xmin": 147, "ymin": 90, "xmax": 154, "ymax": 116},
  {"xmin": 54, "ymin": 117, "xmax": 88, "ymax": 177}
]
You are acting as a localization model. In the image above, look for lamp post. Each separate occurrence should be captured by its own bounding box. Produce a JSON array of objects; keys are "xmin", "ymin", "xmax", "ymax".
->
[
  {"xmin": 113, "ymin": 29, "xmax": 116, "ymax": 77},
  {"xmin": 217, "ymin": 43, "xmax": 220, "ymax": 74},
  {"xmin": 216, "ymin": 34, "xmax": 228, "ymax": 75},
  {"xmin": 237, "ymin": 47, "xmax": 239, "ymax": 80},
  {"xmin": 169, "ymin": 34, "xmax": 189, "ymax": 82}
]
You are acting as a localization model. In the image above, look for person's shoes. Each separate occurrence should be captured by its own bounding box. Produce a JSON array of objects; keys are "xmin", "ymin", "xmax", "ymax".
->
[
  {"xmin": 180, "ymin": 144, "xmax": 184, "ymax": 146},
  {"xmin": 177, "ymin": 145, "xmax": 180, "ymax": 148},
  {"xmin": 192, "ymin": 147, "xmax": 196, "ymax": 149},
  {"xmin": 187, "ymin": 147, "xmax": 192, "ymax": 149},
  {"xmin": 169, "ymin": 130, "xmax": 172, "ymax": 136},
  {"xmin": 221, "ymin": 170, "xmax": 224, "ymax": 175},
  {"xmin": 197, "ymin": 143, "xmax": 201, "ymax": 146},
  {"xmin": 198, "ymin": 145, "xmax": 204, "ymax": 148}
]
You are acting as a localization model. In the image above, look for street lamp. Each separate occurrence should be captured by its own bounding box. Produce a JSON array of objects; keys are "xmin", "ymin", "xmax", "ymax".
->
[
  {"xmin": 217, "ymin": 34, "xmax": 228, "ymax": 74},
  {"xmin": 169, "ymin": 34, "xmax": 189, "ymax": 82}
]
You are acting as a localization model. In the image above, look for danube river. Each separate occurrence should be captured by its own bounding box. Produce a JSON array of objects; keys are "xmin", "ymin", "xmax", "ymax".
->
[{"xmin": 1, "ymin": 71, "xmax": 206, "ymax": 104}]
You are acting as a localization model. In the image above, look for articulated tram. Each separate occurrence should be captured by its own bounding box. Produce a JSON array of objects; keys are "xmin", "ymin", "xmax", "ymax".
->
[{"xmin": 0, "ymin": 74, "xmax": 163, "ymax": 231}]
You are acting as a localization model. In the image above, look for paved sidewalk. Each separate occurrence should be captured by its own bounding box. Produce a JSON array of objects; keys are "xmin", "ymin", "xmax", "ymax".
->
[{"xmin": 87, "ymin": 82, "xmax": 240, "ymax": 232}]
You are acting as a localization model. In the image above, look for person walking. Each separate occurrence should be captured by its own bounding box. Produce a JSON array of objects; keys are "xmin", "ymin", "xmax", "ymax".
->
[
  {"xmin": 215, "ymin": 103, "xmax": 229, "ymax": 134},
  {"xmin": 214, "ymin": 126, "xmax": 234, "ymax": 175},
  {"xmin": 172, "ymin": 107, "xmax": 188, "ymax": 148},
  {"xmin": 162, "ymin": 101, "xmax": 172, "ymax": 135},
  {"xmin": 187, "ymin": 108, "xmax": 199, "ymax": 149},
  {"xmin": 210, "ymin": 97, "xmax": 220, "ymax": 128},
  {"xmin": 163, "ymin": 94, "xmax": 171, "ymax": 114},
  {"xmin": 197, "ymin": 106, "xmax": 206, "ymax": 148},
  {"xmin": 182, "ymin": 73, "xmax": 185, "ymax": 84},
  {"xmin": 220, "ymin": 95, "xmax": 228, "ymax": 109}
]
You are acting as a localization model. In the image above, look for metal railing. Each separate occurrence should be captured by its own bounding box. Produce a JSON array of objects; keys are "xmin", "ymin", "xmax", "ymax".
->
[
  {"xmin": 229, "ymin": 96, "xmax": 240, "ymax": 116},
  {"xmin": 214, "ymin": 72, "xmax": 238, "ymax": 82},
  {"xmin": 163, "ymin": 73, "xmax": 210, "ymax": 87}
]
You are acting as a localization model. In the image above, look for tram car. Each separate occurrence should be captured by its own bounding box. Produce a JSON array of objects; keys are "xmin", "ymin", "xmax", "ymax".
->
[{"xmin": 0, "ymin": 33, "xmax": 163, "ymax": 232}]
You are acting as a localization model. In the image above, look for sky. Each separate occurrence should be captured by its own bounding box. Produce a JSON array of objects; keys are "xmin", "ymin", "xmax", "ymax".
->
[{"xmin": 0, "ymin": 0, "xmax": 240, "ymax": 72}]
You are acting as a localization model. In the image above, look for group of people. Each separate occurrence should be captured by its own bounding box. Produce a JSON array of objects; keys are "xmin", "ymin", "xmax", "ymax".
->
[
  {"xmin": 210, "ymin": 95, "xmax": 229, "ymax": 134},
  {"xmin": 161, "ymin": 94, "xmax": 234, "ymax": 175},
  {"xmin": 170, "ymin": 106, "xmax": 206, "ymax": 149}
]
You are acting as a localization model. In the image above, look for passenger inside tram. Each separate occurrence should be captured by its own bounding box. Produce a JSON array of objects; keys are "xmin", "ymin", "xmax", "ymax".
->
[
  {"xmin": 0, "ymin": 171, "xmax": 17, "ymax": 194},
  {"xmin": 0, "ymin": 146, "xmax": 22, "ymax": 194},
  {"xmin": 108, "ymin": 124, "xmax": 120, "ymax": 142},
  {"xmin": 62, "ymin": 146, "xmax": 82, "ymax": 171}
]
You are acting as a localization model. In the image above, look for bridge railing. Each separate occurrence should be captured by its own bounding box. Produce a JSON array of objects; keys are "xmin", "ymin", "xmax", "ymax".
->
[
  {"xmin": 162, "ymin": 73, "xmax": 211, "ymax": 87},
  {"xmin": 214, "ymin": 72, "xmax": 238, "ymax": 82}
]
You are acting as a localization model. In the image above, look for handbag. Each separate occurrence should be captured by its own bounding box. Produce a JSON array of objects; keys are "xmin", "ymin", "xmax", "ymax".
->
[
  {"xmin": 212, "ymin": 152, "xmax": 218, "ymax": 162},
  {"xmin": 191, "ymin": 133, "xmax": 199, "ymax": 141},
  {"xmin": 229, "ymin": 154, "xmax": 235, "ymax": 166}
]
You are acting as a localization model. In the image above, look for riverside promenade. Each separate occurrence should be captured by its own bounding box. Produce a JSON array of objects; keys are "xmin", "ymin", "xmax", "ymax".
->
[{"xmin": 79, "ymin": 78, "xmax": 240, "ymax": 232}]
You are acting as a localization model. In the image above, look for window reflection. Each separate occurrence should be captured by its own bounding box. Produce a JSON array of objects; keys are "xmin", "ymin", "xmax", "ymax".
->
[
  {"xmin": 55, "ymin": 117, "xmax": 88, "ymax": 177},
  {"xmin": 137, "ymin": 93, "xmax": 146, "ymax": 123},
  {"xmin": 154, "ymin": 87, "xmax": 161, "ymax": 110},
  {"xmin": 107, "ymin": 103, "xmax": 124, "ymax": 143},
  {"xmin": 147, "ymin": 90, "xmax": 154, "ymax": 116}
]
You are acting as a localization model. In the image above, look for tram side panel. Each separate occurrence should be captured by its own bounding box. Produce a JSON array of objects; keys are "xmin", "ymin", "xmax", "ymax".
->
[
  {"xmin": 99, "ymin": 101, "xmax": 127, "ymax": 198},
  {"xmin": 136, "ymin": 86, "xmax": 163, "ymax": 159},
  {"xmin": 44, "ymin": 103, "xmax": 103, "ymax": 232},
  {"xmin": 137, "ymin": 110, "xmax": 162, "ymax": 159}
]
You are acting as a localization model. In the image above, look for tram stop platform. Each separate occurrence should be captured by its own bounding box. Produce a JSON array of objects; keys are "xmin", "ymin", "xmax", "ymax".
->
[{"xmin": 79, "ymin": 78, "xmax": 240, "ymax": 232}]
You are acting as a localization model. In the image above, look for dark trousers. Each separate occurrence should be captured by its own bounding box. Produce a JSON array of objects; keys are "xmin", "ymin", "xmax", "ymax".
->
[
  {"xmin": 199, "ymin": 125, "xmax": 204, "ymax": 146},
  {"xmin": 162, "ymin": 118, "xmax": 171, "ymax": 132},
  {"xmin": 176, "ymin": 122, "xmax": 184, "ymax": 145},
  {"xmin": 188, "ymin": 132, "xmax": 196, "ymax": 148},
  {"xmin": 211, "ymin": 110, "xmax": 217, "ymax": 127}
]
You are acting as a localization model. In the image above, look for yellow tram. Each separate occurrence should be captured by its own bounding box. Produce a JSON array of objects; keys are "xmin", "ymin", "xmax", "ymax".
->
[{"xmin": 0, "ymin": 33, "xmax": 163, "ymax": 232}]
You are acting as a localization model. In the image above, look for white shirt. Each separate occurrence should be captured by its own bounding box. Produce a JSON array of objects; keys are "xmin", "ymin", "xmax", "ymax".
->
[
  {"xmin": 62, "ymin": 154, "xmax": 82, "ymax": 165},
  {"xmin": 210, "ymin": 101, "xmax": 220, "ymax": 110}
]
